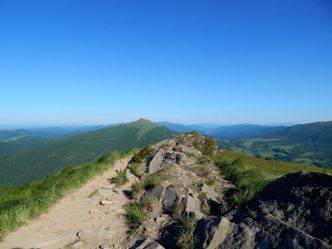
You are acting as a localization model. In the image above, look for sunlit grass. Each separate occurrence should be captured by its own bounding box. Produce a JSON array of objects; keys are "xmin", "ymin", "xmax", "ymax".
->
[{"xmin": 0, "ymin": 151, "xmax": 125, "ymax": 240}]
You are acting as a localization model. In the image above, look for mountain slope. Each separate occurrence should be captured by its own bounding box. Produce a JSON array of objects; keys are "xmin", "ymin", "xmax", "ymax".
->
[
  {"xmin": 278, "ymin": 121, "xmax": 332, "ymax": 143},
  {"xmin": 220, "ymin": 121, "xmax": 332, "ymax": 169},
  {"xmin": 0, "ymin": 119, "xmax": 176, "ymax": 186},
  {"xmin": 210, "ymin": 124, "xmax": 286, "ymax": 138}
]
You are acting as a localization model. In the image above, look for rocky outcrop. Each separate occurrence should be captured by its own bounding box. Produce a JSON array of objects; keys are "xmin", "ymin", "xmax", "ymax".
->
[
  {"xmin": 128, "ymin": 132, "xmax": 226, "ymax": 248},
  {"xmin": 196, "ymin": 171, "xmax": 332, "ymax": 249}
]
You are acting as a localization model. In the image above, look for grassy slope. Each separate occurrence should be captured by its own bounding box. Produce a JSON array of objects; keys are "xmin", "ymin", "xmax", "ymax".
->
[
  {"xmin": 0, "ymin": 150, "xmax": 129, "ymax": 240},
  {"xmin": 0, "ymin": 119, "xmax": 176, "ymax": 186},
  {"xmin": 220, "ymin": 150, "xmax": 332, "ymax": 177},
  {"xmin": 219, "ymin": 136, "xmax": 332, "ymax": 169},
  {"xmin": 216, "ymin": 150, "xmax": 332, "ymax": 207}
]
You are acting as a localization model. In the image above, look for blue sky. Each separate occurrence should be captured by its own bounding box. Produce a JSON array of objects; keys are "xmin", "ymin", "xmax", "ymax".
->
[{"xmin": 0, "ymin": 0, "xmax": 331, "ymax": 126}]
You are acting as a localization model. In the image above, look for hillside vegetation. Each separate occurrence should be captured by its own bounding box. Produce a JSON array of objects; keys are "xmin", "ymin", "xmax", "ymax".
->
[
  {"xmin": 0, "ymin": 119, "xmax": 176, "ymax": 186},
  {"xmin": 215, "ymin": 150, "xmax": 332, "ymax": 206},
  {"xmin": 218, "ymin": 121, "xmax": 332, "ymax": 169},
  {"xmin": 0, "ymin": 150, "xmax": 128, "ymax": 240}
]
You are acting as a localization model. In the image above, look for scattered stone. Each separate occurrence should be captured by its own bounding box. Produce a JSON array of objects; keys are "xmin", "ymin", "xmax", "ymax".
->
[
  {"xmin": 112, "ymin": 188, "xmax": 120, "ymax": 193},
  {"xmin": 155, "ymin": 214, "xmax": 170, "ymax": 227},
  {"xmin": 89, "ymin": 209, "xmax": 99, "ymax": 214},
  {"xmin": 72, "ymin": 240, "xmax": 84, "ymax": 248},
  {"xmin": 100, "ymin": 200, "xmax": 118, "ymax": 205}
]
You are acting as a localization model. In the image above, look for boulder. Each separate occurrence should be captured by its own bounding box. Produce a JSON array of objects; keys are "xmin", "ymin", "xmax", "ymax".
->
[
  {"xmin": 162, "ymin": 186, "xmax": 181, "ymax": 214},
  {"xmin": 140, "ymin": 186, "xmax": 165, "ymax": 205},
  {"xmin": 195, "ymin": 172, "xmax": 332, "ymax": 249},
  {"xmin": 158, "ymin": 222, "xmax": 183, "ymax": 248},
  {"xmin": 147, "ymin": 148, "xmax": 167, "ymax": 173},
  {"xmin": 195, "ymin": 216, "xmax": 236, "ymax": 249}
]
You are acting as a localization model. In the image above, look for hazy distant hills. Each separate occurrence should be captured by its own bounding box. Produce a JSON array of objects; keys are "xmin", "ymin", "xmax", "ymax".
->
[
  {"xmin": 159, "ymin": 121, "xmax": 287, "ymax": 138},
  {"xmin": 0, "ymin": 119, "xmax": 175, "ymax": 186}
]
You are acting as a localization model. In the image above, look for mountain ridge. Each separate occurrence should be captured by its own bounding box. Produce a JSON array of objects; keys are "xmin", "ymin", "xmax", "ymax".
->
[{"xmin": 0, "ymin": 119, "xmax": 176, "ymax": 186}]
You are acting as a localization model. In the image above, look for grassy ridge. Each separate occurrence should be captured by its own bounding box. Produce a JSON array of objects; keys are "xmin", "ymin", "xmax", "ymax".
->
[
  {"xmin": 0, "ymin": 150, "xmax": 128, "ymax": 240},
  {"xmin": 216, "ymin": 150, "xmax": 332, "ymax": 207}
]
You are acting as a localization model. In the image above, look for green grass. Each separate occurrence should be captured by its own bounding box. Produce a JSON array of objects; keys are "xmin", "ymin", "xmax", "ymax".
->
[
  {"xmin": 220, "ymin": 150, "xmax": 332, "ymax": 177},
  {"xmin": 131, "ymin": 174, "xmax": 160, "ymax": 200},
  {"xmin": 124, "ymin": 202, "xmax": 146, "ymax": 235},
  {"xmin": 0, "ymin": 119, "xmax": 176, "ymax": 187},
  {"xmin": 128, "ymin": 145, "xmax": 154, "ymax": 177},
  {"xmin": 0, "ymin": 151, "xmax": 124, "ymax": 240},
  {"xmin": 130, "ymin": 145, "xmax": 154, "ymax": 164},
  {"xmin": 111, "ymin": 169, "xmax": 128, "ymax": 186},
  {"xmin": 199, "ymin": 137, "xmax": 218, "ymax": 157},
  {"xmin": 216, "ymin": 150, "xmax": 332, "ymax": 207},
  {"xmin": 177, "ymin": 217, "xmax": 197, "ymax": 249},
  {"xmin": 205, "ymin": 176, "xmax": 217, "ymax": 186},
  {"xmin": 215, "ymin": 156, "xmax": 270, "ymax": 206},
  {"xmin": 128, "ymin": 162, "xmax": 141, "ymax": 177},
  {"xmin": 129, "ymin": 145, "xmax": 154, "ymax": 177}
]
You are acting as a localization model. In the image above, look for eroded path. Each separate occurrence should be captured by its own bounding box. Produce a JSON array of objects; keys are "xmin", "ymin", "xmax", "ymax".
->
[{"xmin": 0, "ymin": 157, "xmax": 135, "ymax": 249}]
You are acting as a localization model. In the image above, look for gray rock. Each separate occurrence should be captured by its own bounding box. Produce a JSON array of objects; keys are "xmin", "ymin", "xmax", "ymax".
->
[
  {"xmin": 162, "ymin": 186, "xmax": 181, "ymax": 214},
  {"xmin": 143, "ymin": 241, "xmax": 165, "ymax": 249},
  {"xmin": 195, "ymin": 216, "xmax": 237, "ymax": 249},
  {"xmin": 140, "ymin": 185, "xmax": 165, "ymax": 205},
  {"xmin": 183, "ymin": 191, "xmax": 204, "ymax": 219},
  {"xmin": 174, "ymin": 144, "xmax": 202, "ymax": 158},
  {"xmin": 200, "ymin": 183, "xmax": 217, "ymax": 202},
  {"xmin": 147, "ymin": 148, "xmax": 167, "ymax": 173},
  {"xmin": 136, "ymin": 239, "xmax": 165, "ymax": 249}
]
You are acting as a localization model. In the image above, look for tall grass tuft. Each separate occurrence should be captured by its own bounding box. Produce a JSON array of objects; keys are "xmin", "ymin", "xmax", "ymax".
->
[
  {"xmin": 177, "ymin": 217, "xmax": 197, "ymax": 249},
  {"xmin": 111, "ymin": 169, "xmax": 128, "ymax": 186},
  {"xmin": 215, "ymin": 156, "xmax": 272, "ymax": 206},
  {"xmin": 124, "ymin": 202, "xmax": 146, "ymax": 235}
]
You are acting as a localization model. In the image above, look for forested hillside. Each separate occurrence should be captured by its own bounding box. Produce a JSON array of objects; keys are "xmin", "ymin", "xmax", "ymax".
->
[{"xmin": 0, "ymin": 119, "xmax": 176, "ymax": 186}]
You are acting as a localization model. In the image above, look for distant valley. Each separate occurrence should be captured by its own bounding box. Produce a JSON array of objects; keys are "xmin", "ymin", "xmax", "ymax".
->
[{"xmin": 161, "ymin": 121, "xmax": 332, "ymax": 168}]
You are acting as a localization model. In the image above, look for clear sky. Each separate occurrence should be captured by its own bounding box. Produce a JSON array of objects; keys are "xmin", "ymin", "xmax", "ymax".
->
[{"xmin": 0, "ymin": 0, "xmax": 331, "ymax": 126}]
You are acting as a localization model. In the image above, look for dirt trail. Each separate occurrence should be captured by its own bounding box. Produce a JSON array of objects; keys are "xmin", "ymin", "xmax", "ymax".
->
[{"xmin": 0, "ymin": 157, "xmax": 136, "ymax": 249}]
